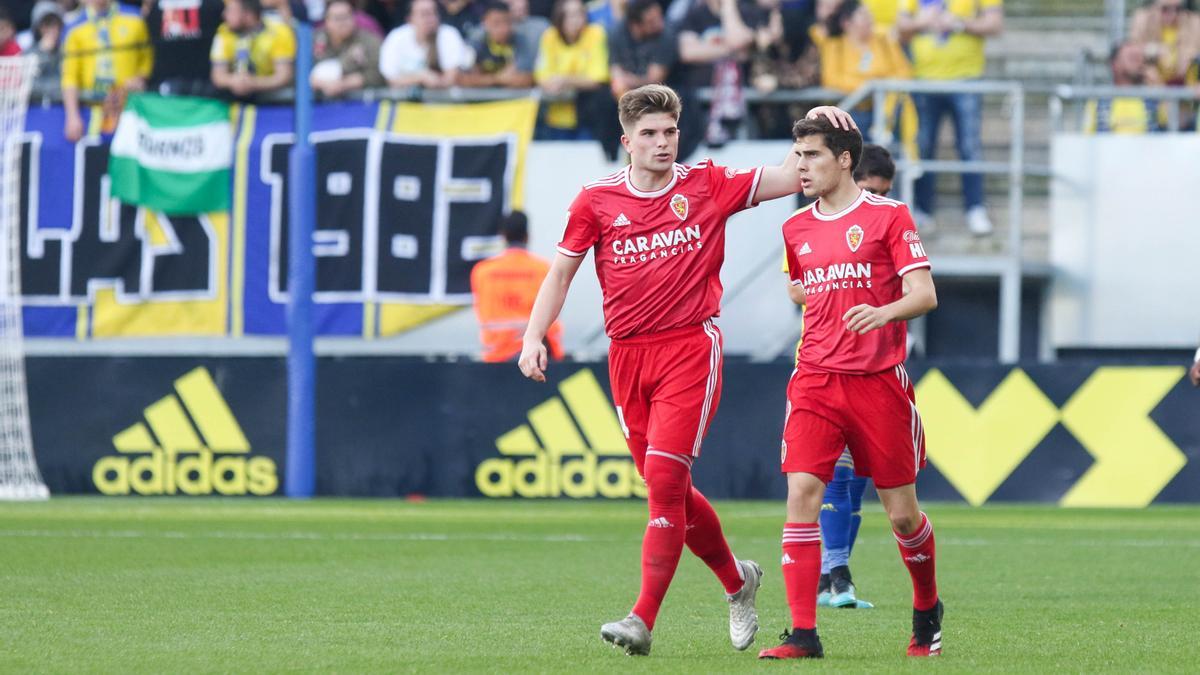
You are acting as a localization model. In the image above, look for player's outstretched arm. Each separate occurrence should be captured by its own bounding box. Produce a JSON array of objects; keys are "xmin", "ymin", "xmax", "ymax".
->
[
  {"xmin": 754, "ymin": 107, "xmax": 857, "ymax": 203},
  {"xmin": 519, "ymin": 253, "xmax": 585, "ymax": 382},
  {"xmin": 843, "ymin": 268, "xmax": 938, "ymax": 334}
]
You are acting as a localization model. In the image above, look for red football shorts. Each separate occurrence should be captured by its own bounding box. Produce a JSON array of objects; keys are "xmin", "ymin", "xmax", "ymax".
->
[
  {"xmin": 781, "ymin": 363, "xmax": 925, "ymax": 490},
  {"xmin": 608, "ymin": 319, "xmax": 723, "ymax": 471}
]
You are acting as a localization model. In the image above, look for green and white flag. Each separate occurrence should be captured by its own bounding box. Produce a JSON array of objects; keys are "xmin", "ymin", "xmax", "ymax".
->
[{"xmin": 109, "ymin": 93, "xmax": 232, "ymax": 214}]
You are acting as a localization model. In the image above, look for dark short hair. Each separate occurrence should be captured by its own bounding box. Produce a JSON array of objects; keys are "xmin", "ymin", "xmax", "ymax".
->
[
  {"xmin": 792, "ymin": 117, "xmax": 863, "ymax": 171},
  {"xmin": 826, "ymin": 0, "xmax": 861, "ymax": 38},
  {"xmin": 235, "ymin": 0, "xmax": 264, "ymax": 18},
  {"xmin": 325, "ymin": 0, "xmax": 356, "ymax": 12},
  {"xmin": 626, "ymin": 0, "xmax": 660, "ymax": 26},
  {"xmin": 853, "ymin": 143, "xmax": 894, "ymax": 181},
  {"xmin": 482, "ymin": 1, "xmax": 511, "ymax": 16},
  {"xmin": 499, "ymin": 210, "xmax": 529, "ymax": 243},
  {"xmin": 0, "ymin": 7, "xmax": 12, "ymax": 26}
]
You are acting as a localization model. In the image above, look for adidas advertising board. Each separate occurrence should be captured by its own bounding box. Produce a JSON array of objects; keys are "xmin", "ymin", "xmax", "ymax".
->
[{"xmin": 25, "ymin": 359, "xmax": 1200, "ymax": 505}]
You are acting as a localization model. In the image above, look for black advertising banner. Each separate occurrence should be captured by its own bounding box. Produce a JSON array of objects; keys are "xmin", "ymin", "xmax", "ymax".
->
[{"xmin": 27, "ymin": 358, "xmax": 1200, "ymax": 505}]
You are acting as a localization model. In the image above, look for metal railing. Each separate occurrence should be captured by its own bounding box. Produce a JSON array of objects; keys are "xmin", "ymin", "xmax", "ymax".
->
[
  {"xmin": 1049, "ymin": 84, "xmax": 1200, "ymax": 132},
  {"xmin": 837, "ymin": 79, "xmax": 1030, "ymax": 364}
]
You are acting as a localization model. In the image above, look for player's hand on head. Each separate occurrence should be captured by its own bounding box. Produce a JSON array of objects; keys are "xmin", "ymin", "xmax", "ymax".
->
[
  {"xmin": 518, "ymin": 341, "xmax": 549, "ymax": 383},
  {"xmin": 805, "ymin": 106, "xmax": 857, "ymax": 131},
  {"xmin": 843, "ymin": 304, "xmax": 890, "ymax": 334}
]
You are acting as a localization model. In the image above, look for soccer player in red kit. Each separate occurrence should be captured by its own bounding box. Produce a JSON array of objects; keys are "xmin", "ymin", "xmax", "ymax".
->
[
  {"xmin": 517, "ymin": 84, "xmax": 854, "ymax": 656},
  {"xmin": 758, "ymin": 117, "xmax": 942, "ymax": 660}
]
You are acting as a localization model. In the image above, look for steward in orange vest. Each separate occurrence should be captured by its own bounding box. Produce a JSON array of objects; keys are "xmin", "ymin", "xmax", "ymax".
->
[{"xmin": 470, "ymin": 211, "xmax": 565, "ymax": 363}]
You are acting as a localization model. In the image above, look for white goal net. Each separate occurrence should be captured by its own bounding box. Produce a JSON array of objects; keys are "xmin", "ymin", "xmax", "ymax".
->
[{"xmin": 0, "ymin": 56, "xmax": 48, "ymax": 500}]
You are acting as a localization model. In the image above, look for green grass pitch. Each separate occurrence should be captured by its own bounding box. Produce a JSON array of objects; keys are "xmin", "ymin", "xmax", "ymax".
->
[{"xmin": 2, "ymin": 499, "xmax": 1197, "ymax": 673}]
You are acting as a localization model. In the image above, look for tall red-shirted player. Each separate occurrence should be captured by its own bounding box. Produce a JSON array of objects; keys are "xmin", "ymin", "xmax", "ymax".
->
[
  {"xmin": 758, "ymin": 117, "xmax": 943, "ymax": 660},
  {"xmin": 518, "ymin": 85, "xmax": 854, "ymax": 656}
]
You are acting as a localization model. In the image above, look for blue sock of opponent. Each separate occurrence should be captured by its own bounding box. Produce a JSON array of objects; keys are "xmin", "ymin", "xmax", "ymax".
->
[
  {"xmin": 846, "ymin": 475, "xmax": 868, "ymax": 556},
  {"xmin": 819, "ymin": 463, "xmax": 855, "ymax": 572}
]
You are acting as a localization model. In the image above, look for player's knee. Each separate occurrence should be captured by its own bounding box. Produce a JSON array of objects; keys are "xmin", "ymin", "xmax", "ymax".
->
[
  {"xmin": 887, "ymin": 509, "xmax": 921, "ymax": 535},
  {"xmin": 785, "ymin": 479, "xmax": 823, "ymax": 520}
]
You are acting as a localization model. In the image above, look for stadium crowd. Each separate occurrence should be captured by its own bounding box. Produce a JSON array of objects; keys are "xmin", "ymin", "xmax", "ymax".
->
[{"xmin": 2, "ymin": 0, "xmax": 1199, "ymax": 228}]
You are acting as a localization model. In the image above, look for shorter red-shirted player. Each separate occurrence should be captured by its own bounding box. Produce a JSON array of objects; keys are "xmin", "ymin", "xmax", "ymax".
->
[{"xmin": 758, "ymin": 116, "xmax": 943, "ymax": 660}]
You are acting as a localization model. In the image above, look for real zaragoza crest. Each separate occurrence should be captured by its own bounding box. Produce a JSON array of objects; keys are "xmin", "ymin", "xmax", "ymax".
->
[
  {"xmin": 670, "ymin": 194, "xmax": 688, "ymax": 221},
  {"xmin": 846, "ymin": 224, "xmax": 864, "ymax": 252}
]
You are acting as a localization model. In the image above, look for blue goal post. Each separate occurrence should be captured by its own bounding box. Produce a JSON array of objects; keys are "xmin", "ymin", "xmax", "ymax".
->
[{"xmin": 286, "ymin": 23, "xmax": 317, "ymax": 498}]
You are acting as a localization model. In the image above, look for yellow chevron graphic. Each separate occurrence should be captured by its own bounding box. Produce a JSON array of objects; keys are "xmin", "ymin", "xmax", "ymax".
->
[
  {"xmin": 96, "ymin": 367, "xmax": 277, "ymax": 496},
  {"xmin": 917, "ymin": 369, "xmax": 1059, "ymax": 506},
  {"xmin": 1059, "ymin": 367, "xmax": 1186, "ymax": 507},
  {"xmin": 477, "ymin": 369, "xmax": 644, "ymax": 498}
]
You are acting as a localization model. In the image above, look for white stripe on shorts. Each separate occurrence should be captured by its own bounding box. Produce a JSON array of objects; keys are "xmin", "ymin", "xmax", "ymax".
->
[{"xmin": 691, "ymin": 319, "xmax": 721, "ymax": 456}]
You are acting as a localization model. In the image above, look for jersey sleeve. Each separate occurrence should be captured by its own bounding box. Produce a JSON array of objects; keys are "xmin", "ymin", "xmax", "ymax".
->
[
  {"xmin": 889, "ymin": 205, "xmax": 931, "ymax": 277},
  {"xmin": 784, "ymin": 240, "xmax": 803, "ymax": 286},
  {"xmin": 557, "ymin": 189, "xmax": 599, "ymax": 257},
  {"xmin": 705, "ymin": 160, "xmax": 764, "ymax": 216}
]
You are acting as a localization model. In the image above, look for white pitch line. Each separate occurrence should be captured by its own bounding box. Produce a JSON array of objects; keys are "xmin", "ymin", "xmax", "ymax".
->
[
  {"xmin": 0, "ymin": 529, "xmax": 1195, "ymax": 548},
  {"xmin": 0, "ymin": 529, "xmax": 613, "ymax": 544}
]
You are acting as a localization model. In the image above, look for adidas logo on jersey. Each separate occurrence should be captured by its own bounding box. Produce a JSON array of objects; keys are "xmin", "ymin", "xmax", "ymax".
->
[
  {"xmin": 798, "ymin": 242, "xmax": 812, "ymax": 256},
  {"xmin": 613, "ymin": 213, "xmax": 631, "ymax": 227},
  {"xmin": 649, "ymin": 516, "xmax": 674, "ymax": 528},
  {"xmin": 781, "ymin": 553, "xmax": 796, "ymax": 565}
]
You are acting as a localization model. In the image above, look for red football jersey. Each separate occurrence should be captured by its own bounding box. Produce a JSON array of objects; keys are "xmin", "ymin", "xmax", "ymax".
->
[
  {"xmin": 557, "ymin": 160, "xmax": 763, "ymax": 339},
  {"xmin": 783, "ymin": 190, "xmax": 931, "ymax": 374}
]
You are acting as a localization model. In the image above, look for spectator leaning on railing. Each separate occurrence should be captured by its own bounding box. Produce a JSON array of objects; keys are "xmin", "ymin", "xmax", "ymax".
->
[
  {"xmin": 608, "ymin": 0, "xmax": 674, "ymax": 99},
  {"xmin": 677, "ymin": 0, "xmax": 759, "ymax": 146},
  {"xmin": 897, "ymin": 0, "xmax": 1003, "ymax": 237},
  {"xmin": 1083, "ymin": 41, "xmax": 1163, "ymax": 134},
  {"xmin": 210, "ymin": 0, "xmax": 296, "ymax": 99},
  {"xmin": 379, "ymin": 0, "xmax": 470, "ymax": 88},
  {"xmin": 144, "ymin": 0, "xmax": 223, "ymax": 96},
  {"xmin": 810, "ymin": 1, "xmax": 912, "ymax": 137},
  {"xmin": 459, "ymin": 1, "xmax": 536, "ymax": 87},
  {"xmin": 25, "ymin": 4, "xmax": 64, "ymax": 95},
  {"xmin": 534, "ymin": 0, "xmax": 616, "ymax": 150},
  {"xmin": 312, "ymin": 0, "xmax": 385, "ymax": 97},
  {"xmin": 61, "ymin": 0, "xmax": 153, "ymax": 142},
  {"xmin": 1129, "ymin": 0, "xmax": 1200, "ymax": 86}
]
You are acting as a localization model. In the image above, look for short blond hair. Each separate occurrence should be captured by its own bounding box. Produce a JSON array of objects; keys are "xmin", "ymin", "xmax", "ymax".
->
[{"xmin": 618, "ymin": 84, "xmax": 682, "ymax": 131}]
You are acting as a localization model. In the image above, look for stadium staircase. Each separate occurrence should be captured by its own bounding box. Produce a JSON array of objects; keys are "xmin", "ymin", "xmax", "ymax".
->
[{"xmin": 923, "ymin": 0, "xmax": 1111, "ymax": 263}]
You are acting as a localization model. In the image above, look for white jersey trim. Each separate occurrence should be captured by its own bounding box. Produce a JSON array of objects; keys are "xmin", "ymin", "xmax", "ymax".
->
[
  {"xmin": 624, "ymin": 165, "xmax": 679, "ymax": 198},
  {"xmin": 556, "ymin": 246, "xmax": 587, "ymax": 257},
  {"xmin": 864, "ymin": 193, "xmax": 904, "ymax": 208},
  {"xmin": 811, "ymin": 188, "xmax": 869, "ymax": 221},
  {"xmin": 584, "ymin": 168, "xmax": 626, "ymax": 190},
  {"xmin": 746, "ymin": 166, "xmax": 765, "ymax": 208},
  {"xmin": 897, "ymin": 261, "xmax": 932, "ymax": 277}
]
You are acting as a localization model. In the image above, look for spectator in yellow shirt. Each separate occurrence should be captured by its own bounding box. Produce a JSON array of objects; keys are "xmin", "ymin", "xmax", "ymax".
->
[
  {"xmin": 811, "ymin": 0, "xmax": 915, "ymax": 154},
  {"xmin": 1130, "ymin": 0, "xmax": 1200, "ymax": 85},
  {"xmin": 210, "ymin": 0, "xmax": 296, "ymax": 99},
  {"xmin": 61, "ymin": 0, "xmax": 152, "ymax": 142},
  {"xmin": 862, "ymin": 0, "xmax": 899, "ymax": 30},
  {"xmin": 534, "ymin": 0, "xmax": 613, "ymax": 144},
  {"xmin": 897, "ymin": 0, "xmax": 1003, "ymax": 236},
  {"xmin": 1083, "ymin": 41, "xmax": 1163, "ymax": 134}
]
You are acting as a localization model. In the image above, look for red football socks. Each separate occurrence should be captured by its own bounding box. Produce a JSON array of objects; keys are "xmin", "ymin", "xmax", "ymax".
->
[
  {"xmin": 630, "ymin": 452, "xmax": 691, "ymax": 630},
  {"xmin": 781, "ymin": 522, "xmax": 821, "ymax": 630},
  {"xmin": 684, "ymin": 486, "xmax": 743, "ymax": 594},
  {"xmin": 894, "ymin": 511, "xmax": 938, "ymax": 611}
]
